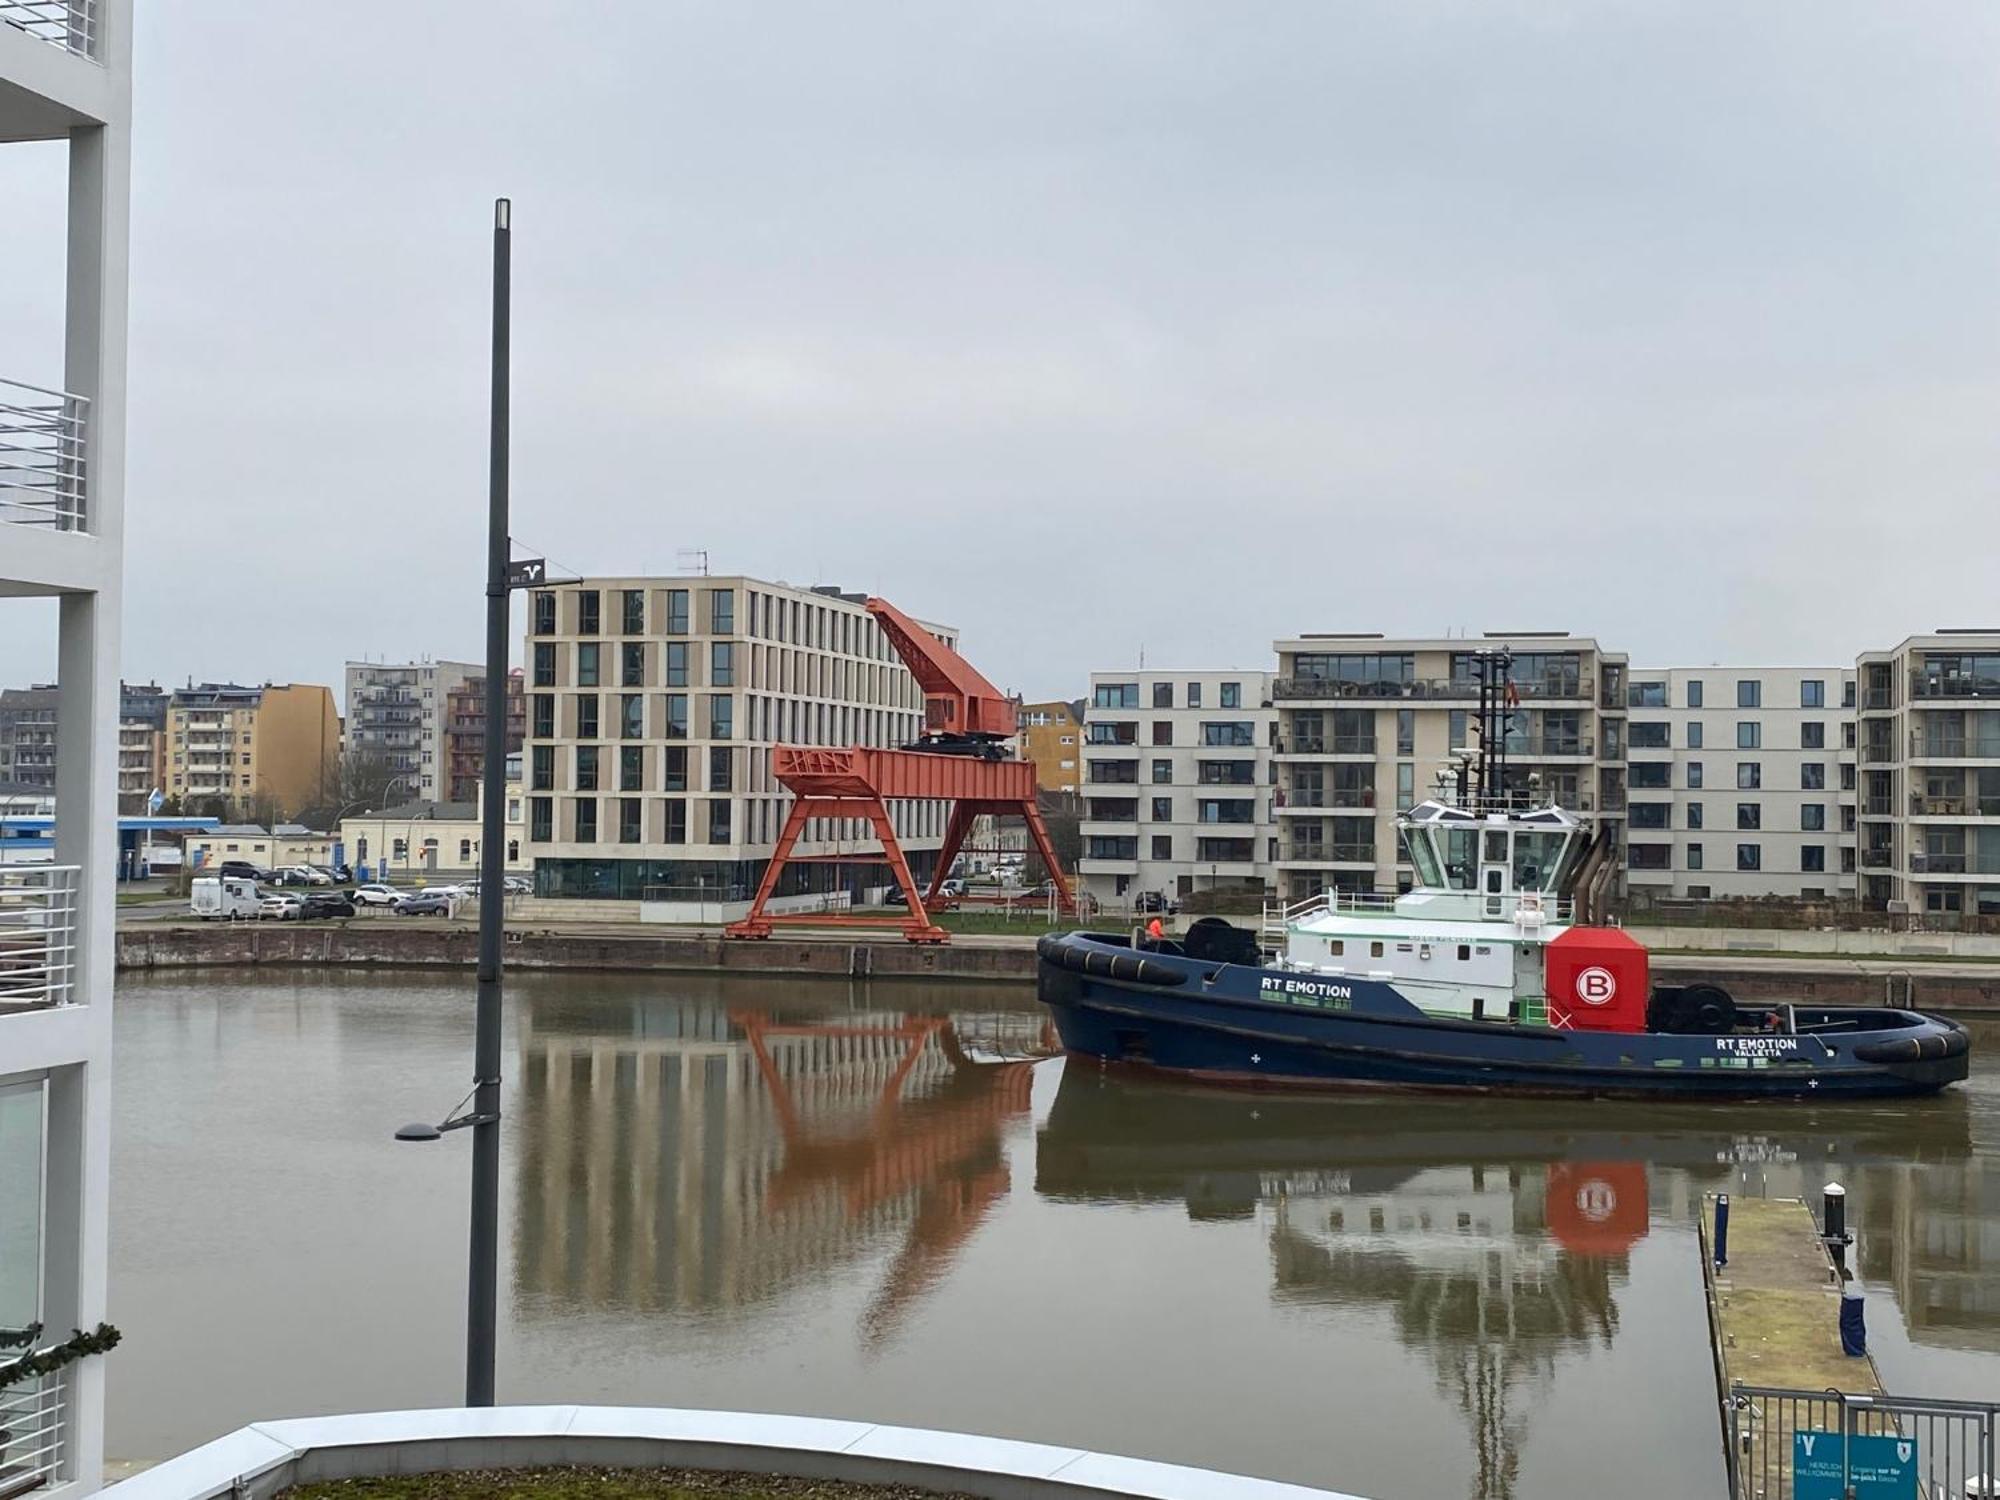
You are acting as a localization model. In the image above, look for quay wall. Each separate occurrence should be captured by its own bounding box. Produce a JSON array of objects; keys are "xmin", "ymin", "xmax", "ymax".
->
[{"xmin": 113, "ymin": 925, "xmax": 2000, "ymax": 1009}]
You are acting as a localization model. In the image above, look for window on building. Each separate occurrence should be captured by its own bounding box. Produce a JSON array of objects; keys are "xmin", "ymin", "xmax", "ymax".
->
[
  {"xmin": 1687, "ymin": 722, "xmax": 1703, "ymax": 750},
  {"xmin": 577, "ymin": 643, "xmax": 600, "ymax": 688},
  {"xmin": 1630, "ymin": 763, "xmax": 1670, "ymax": 788},
  {"xmin": 1687, "ymin": 761, "xmax": 1704, "ymax": 789},
  {"xmin": 1840, "ymin": 762, "xmax": 1855, "ymax": 791},
  {"xmin": 620, "ymin": 744, "xmax": 643, "ymax": 792},
  {"xmin": 1801, "ymin": 721, "xmax": 1825, "ymax": 749},
  {"xmin": 1151, "ymin": 835, "xmax": 1171, "ymax": 859},
  {"xmin": 1737, "ymin": 680, "xmax": 1760, "ymax": 708},
  {"xmin": 1801, "ymin": 762, "xmax": 1825, "ymax": 790},
  {"xmin": 665, "ymin": 694, "xmax": 687, "ymax": 739},
  {"xmin": 1687, "ymin": 802, "xmax": 1703, "ymax": 829},
  {"xmin": 575, "ymin": 745, "xmax": 599, "ymax": 791},
  {"xmin": 1630, "ymin": 802, "xmax": 1670, "ymax": 829},
  {"xmin": 532, "ymin": 694, "xmax": 554, "ymax": 738},
  {"xmin": 1448, "ymin": 709, "xmax": 1467, "ymax": 749},
  {"xmin": 1397, "ymin": 761, "xmax": 1415, "ymax": 810},
  {"xmin": 1737, "ymin": 843, "xmax": 1760, "ymax": 871},
  {"xmin": 1152, "ymin": 758, "xmax": 1172, "ymax": 784},
  {"xmin": 531, "ymin": 745, "xmax": 553, "ymax": 791},
  {"xmin": 1686, "ymin": 680, "xmax": 1704, "ymax": 709},
  {"xmin": 1801, "ymin": 803, "xmax": 1825, "ymax": 831},
  {"xmin": 709, "ymin": 798, "xmax": 731, "ymax": 843},
  {"xmin": 1843, "ymin": 680, "xmax": 1856, "ymax": 708},
  {"xmin": 620, "ymin": 693, "xmax": 643, "ymax": 739},
  {"xmin": 1687, "ymin": 843, "xmax": 1703, "ymax": 870},
  {"xmin": 666, "ymin": 589, "xmax": 689, "ymax": 634},
  {"xmin": 1628, "ymin": 844, "xmax": 1671, "ymax": 869},
  {"xmin": 622, "ymin": 590, "xmax": 645, "ymax": 635},
  {"xmin": 1152, "ymin": 721, "xmax": 1172, "ymax": 746},
  {"xmin": 577, "ymin": 590, "xmax": 600, "ymax": 635},
  {"xmin": 1628, "ymin": 681, "xmax": 1667, "ymax": 708},
  {"xmin": 662, "ymin": 797, "xmax": 687, "ymax": 843},
  {"xmin": 1187, "ymin": 682, "xmax": 1202, "ymax": 708},
  {"xmin": 1630, "ymin": 722, "xmax": 1670, "ymax": 748},
  {"xmin": 1221, "ymin": 682, "xmax": 1242, "ymax": 709},
  {"xmin": 710, "ymin": 746, "xmax": 733, "ymax": 791},
  {"xmin": 532, "ymin": 592, "xmax": 556, "ymax": 635},
  {"xmin": 1840, "ymin": 846, "xmax": 1855, "ymax": 873},
  {"xmin": 1150, "ymin": 796, "xmax": 1172, "ymax": 821},
  {"xmin": 622, "ymin": 643, "xmax": 645, "ymax": 687},
  {"xmin": 710, "ymin": 589, "xmax": 735, "ymax": 634},
  {"xmin": 532, "ymin": 643, "xmax": 556, "ymax": 688},
  {"xmin": 663, "ymin": 746, "xmax": 687, "ymax": 792},
  {"xmin": 576, "ymin": 695, "xmax": 599, "ymax": 739},
  {"xmin": 1801, "ymin": 679, "xmax": 1825, "ymax": 708},
  {"xmin": 618, "ymin": 798, "xmax": 641, "ymax": 844},
  {"xmin": 1201, "ymin": 721, "xmax": 1255, "ymax": 747},
  {"xmin": 1087, "ymin": 722, "xmax": 1137, "ymax": 746},
  {"xmin": 575, "ymin": 798, "xmax": 598, "ymax": 843},
  {"xmin": 1736, "ymin": 721, "xmax": 1760, "ymax": 749},
  {"xmin": 664, "ymin": 641, "xmax": 688, "ymax": 688},
  {"xmin": 1737, "ymin": 802, "xmax": 1760, "ymax": 829},
  {"xmin": 1737, "ymin": 762, "xmax": 1761, "ymax": 789},
  {"xmin": 710, "ymin": 695, "xmax": 734, "ymax": 739},
  {"xmin": 711, "ymin": 641, "xmax": 735, "ymax": 687},
  {"xmin": 1085, "ymin": 835, "xmax": 1139, "ymax": 861},
  {"xmin": 1153, "ymin": 682, "xmax": 1173, "ymax": 709},
  {"xmin": 1093, "ymin": 683, "xmax": 1140, "ymax": 709},
  {"xmin": 1396, "ymin": 709, "xmax": 1415, "ymax": 755}
]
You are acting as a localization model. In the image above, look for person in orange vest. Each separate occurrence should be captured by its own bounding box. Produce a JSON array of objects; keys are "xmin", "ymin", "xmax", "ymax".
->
[{"xmin": 1145, "ymin": 915, "xmax": 1165, "ymax": 945}]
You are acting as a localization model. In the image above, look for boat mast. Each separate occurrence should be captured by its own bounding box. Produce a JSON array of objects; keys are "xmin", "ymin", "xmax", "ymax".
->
[{"xmin": 1469, "ymin": 648, "xmax": 1515, "ymax": 809}]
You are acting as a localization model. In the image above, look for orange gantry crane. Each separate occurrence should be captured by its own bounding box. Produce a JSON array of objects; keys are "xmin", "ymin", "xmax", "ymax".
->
[{"xmin": 724, "ymin": 597, "xmax": 1076, "ymax": 944}]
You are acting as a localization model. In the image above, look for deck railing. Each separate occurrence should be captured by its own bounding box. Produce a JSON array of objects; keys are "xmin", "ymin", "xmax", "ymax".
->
[
  {"xmin": 0, "ymin": 0, "xmax": 95, "ymax": 58},
  {"xmin": 0, "ymin": 865, "xmax": 79, "ymax": 1012},
  {"xmin": 0, "ymin": 1371, "xmax": 65, "ymax": 1494},
  {"xmin": 0, "ymin": 379, "xmax": 88, "ymax": 532}
]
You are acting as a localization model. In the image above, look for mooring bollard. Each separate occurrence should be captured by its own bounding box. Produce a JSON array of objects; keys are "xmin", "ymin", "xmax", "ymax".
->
[
  {"xmin": 1823, "ymin": 1182, "xmax": 1848, "ymax": 1244},
  {"xmin": 1713, "ymin": 1193, "xmax": 1730, "ymax": 1268},
  {"xmin": 1839, "ymin": 1280, "xmax": 1867, "ymax": 1356}
]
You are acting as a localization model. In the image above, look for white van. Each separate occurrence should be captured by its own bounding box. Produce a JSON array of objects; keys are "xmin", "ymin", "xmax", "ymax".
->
[{"xmin": 190, "ymin": 875, "xmax": 263, "ymax": 921}]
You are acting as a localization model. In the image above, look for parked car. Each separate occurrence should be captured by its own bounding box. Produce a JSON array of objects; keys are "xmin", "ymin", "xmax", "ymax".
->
[
  {"xmin": 298, "ymin": 893, "xmax": 357, "ymax": 920},
  {"xmin": 257, "ymin": 893, "xmax": 303, "ymax": 920},
  {"xmin": 190, "ymin": 875, "xmax": 262, "ymax": 921},
  {"xmin": 1136, "ymin": 891, "xmax": 1179, "ymax": 915},
  {"xmin": 351, "ymin": 884, "xmax": 401, "ymax": 908},
  {"xmin": 392, "ymin": 891, "xmax": 454, "ymax": 917},
  {"xmin": 322, "ymin": 864, "xmax": 354, "ymax": 885},
  {"xmin": 218, "ymin": 860, "xmax": 272, "ymax": 883}
]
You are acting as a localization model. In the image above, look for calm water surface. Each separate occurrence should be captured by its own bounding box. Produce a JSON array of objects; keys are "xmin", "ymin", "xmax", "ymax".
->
[{"xmin": 107, "ymin": 972, "xmax": 2000, "ymax": 1500}]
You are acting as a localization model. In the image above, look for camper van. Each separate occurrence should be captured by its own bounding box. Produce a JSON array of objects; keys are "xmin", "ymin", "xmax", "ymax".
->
[{"xmin": 190, "ymin": 875, "xmax": 263, "ymax": 921}]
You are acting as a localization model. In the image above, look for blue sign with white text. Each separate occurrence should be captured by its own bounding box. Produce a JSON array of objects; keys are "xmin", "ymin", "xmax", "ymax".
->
[{"xmin": 1793, "ymin": 1430, "xmax": 1918, "ymax": 1500}]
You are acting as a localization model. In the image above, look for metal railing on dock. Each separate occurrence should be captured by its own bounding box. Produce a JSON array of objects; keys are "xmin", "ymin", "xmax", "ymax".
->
[{"xmin": 1726, "ymin": 1384, "xmax": 1996, "ymax": 1500}]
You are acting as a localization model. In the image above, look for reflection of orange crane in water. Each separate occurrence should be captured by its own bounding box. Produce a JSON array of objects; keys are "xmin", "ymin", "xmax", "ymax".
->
[{"xmin": 732, "ymin": 1011, "xmax": 1037, "ymax": 1345}]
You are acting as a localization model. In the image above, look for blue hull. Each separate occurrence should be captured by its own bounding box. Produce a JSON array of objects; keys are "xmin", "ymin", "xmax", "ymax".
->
[{"xmin": 1036, "ymin": 932, "xmax": 1970, "ymax": 1099}]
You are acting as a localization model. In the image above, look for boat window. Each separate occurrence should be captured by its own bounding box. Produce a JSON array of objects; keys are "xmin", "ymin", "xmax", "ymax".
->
[
  {"xmin": 1457, "ymin": 944, "xmax": 1470, "ymax": 961},
  {"xmin": 1483, "ymin": 830, "xmax": 1509, "ymax": 864},
  {"xmin": 1512, "ymin": 830, "xmax": 1570, "ymax": 893},
  {"xmin": 1402, "ymin": 828, "xmax": 1445, "ymax": 889},
  {"xmin": 1328, "ymin": 940, "xmax": 1344, "ymax": 956},
  {"xmin": 1485, "ymin": 869, "xmax": 1503, "ymax": 894},
  {"xmin": 1370, "ymin": 941, "xmax": 1384, "ymax": 958},
  {"xmin": 1444, "ymin": 828, "xmax": 1478, "ymax": 889}
]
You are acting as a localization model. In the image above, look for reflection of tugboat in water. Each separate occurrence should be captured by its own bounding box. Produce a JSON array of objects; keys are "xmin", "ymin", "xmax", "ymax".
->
[{"xmin": 1040, "ymin": 650, "xmax": 1970, "ymax": 1098}]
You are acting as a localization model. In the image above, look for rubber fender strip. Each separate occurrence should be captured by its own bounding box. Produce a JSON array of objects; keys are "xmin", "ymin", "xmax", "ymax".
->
[{"xmin": 1038, "ymin": 935, "xmax": 1186, "ymax": 988}]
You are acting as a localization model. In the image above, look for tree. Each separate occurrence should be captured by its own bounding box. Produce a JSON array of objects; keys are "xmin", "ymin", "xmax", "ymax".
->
[
  {"xmin": 294, "ymin": 748, "xmax": 405, "ymax": 829},
  {"xmin": 1021, "ymin": 790, "xmax": 1081, "ymax": 887}
]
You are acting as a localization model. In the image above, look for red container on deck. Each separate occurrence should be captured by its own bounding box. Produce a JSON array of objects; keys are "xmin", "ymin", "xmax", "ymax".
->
[{"xmin": 1544, "ymin": 926, "xmax": 1649, "ymax": 1033}]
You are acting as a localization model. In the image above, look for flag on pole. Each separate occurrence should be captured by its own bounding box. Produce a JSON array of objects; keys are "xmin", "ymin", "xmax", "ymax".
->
[{"xmin": 146, "ymin": 787, "xmax": 164, "ymax": 815}]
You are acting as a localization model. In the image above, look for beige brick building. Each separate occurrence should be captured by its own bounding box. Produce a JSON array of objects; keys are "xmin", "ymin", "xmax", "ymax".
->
[{"xmin": 165, "ymin": 682, "xmax": 340, "ymax": 816}]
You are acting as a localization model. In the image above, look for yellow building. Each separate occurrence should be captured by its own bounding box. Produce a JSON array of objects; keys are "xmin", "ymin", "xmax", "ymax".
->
[
  {"xmin": 183, "ymin": 825, "xmax": 335, "ymax": 871},
  {"xmin": 165, "ymin": 682, "xmax": 340, "ymax": 816},
  {"xmin": 1015, "ymin": 699, "xmax": 1083, "ymax": 794}
]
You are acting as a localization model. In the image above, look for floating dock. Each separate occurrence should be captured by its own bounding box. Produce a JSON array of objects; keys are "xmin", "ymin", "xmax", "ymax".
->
[{"xmin": 1700, "ymin": 1194, "xmax": 1884, "ymax": 1496}]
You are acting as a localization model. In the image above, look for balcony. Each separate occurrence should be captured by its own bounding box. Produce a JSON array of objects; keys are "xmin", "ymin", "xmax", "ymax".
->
[
  {"xmin": 1277, "ymin": 844, "xmax": 1376, "ymax": 866},
  {"xmin": 1910, "ymin": 672, "xmax": 2000, "ymax": 702},
  {"xmin": 0, "ymin": 864, "xmax": 78, "ymax": 1012},
  {"xmin": 1861, "ymin": 796, "xmax": 1894, "ymax": 818},
  {"xmin": 1512, "ymin": 736, "xmax": 1594, "ymax": 759},
  {"xmin": 1276, "ymin": 787, "xmax": 1376, "ymax": 811},
  {"xmin": 1913, "ymin": 852, "xmax": 1967, "ymax": 874},
  {"xmin": 0, "ymin": 1370, "xmax": 64, "ymax": 1492},
  {"xmin": 0, "ymin": 378, "xmax": 88, "ymax": 532},
  {"xmin": 1911, "ymin": 794, "xmax": 2000, "ymax": 819},
  {"xmin": 1273, "ymin": 675, "xmax": 1592, "ymax": 703},
  {"xmin": 1274, "ymin": 734, "xmax": 1375, "ymax": 757},
  {"xmin": 0, "ymin": 1, "xmax": 97, "ymax": 59},
  {"xmin": 1861, "ymin": 849, "xmax": 1895, "ymax": 870}
]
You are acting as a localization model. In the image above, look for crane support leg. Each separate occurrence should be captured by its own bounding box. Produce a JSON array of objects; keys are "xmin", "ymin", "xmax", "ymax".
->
[
  {"xmin": 926, "ymin": 802, "xmax": 977, "ymax": 904},
  {"xmin": 726, "ymin": 797, "xmax": 818, "ymax": 939}
]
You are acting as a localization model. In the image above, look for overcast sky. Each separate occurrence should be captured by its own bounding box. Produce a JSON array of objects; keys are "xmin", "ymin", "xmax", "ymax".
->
[{"xmin": 6, "ymin": 1, "xmax": 1999, "ymax": 706}]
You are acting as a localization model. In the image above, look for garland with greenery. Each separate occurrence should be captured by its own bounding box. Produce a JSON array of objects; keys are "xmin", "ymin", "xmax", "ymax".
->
[{"xmin": 0, "ymin": 1322, "xmax": 122, "ymax": 1391}]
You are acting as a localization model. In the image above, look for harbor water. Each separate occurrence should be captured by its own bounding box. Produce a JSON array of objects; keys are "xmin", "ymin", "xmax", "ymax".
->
[{"xmin": 106, "ymin": 971, "xmax": 2000, "ymax": 1500}]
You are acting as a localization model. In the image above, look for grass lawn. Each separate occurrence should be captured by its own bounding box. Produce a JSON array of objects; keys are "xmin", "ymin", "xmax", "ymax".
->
[
  {"xmin": 931, "ymin": 909, "xmax": 1082, "ymax": 937},
  {"xmin": 283, "ymin": 1467, "xmax": 981, "ymax": 1500}
]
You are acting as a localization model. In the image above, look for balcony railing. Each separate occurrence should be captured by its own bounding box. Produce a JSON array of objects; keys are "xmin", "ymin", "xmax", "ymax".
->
[
  {"xmin": 1512, "ymin": 736, "xmax": 1594, "ymax": 758},
  {"xmin": 1861, "ymin": 796, "xmax": 1894, "ymax": 817},
  {"xmin": 1278, "ymin": 787, "xmax": 1376, "ymax": 810},
  {"xmin": 1910, "ymin": 672, "xmax": 2000, "ymax": 701},
  {"xmin": 1278, "ymin": 844, "xmax": 1376, "ymax": 865},
  {"xmin": 0, "ymin": 1369, "xmax": 65, "ymax": 1492},
  {"xmin": 1914, "ymin": 852, "xmax": 1968, "ymax": 874},
  {"xmin": 1275, "ymin": 735, "xmax": 1375, "ymax": 756},
  {"xmin": 0, "ymin": 0, "xmax": 97, "ymax": 58},
  {"xmin": 0, "ymin": 864, "xmax": 78, "ymax": 1012},
  {"xmin": 0, "ymin": 379, "xmax": 88, "ymax": 532},
  {"xmin": 1911, "ymin": 794, "xmax": 2000, "ymax": 818},
  {"xmin": 1861, "ymin": 849, "xmax": 1894, "ymax": 870},
  {"xmin": 1273, "ymin": 675, "xmax": 1593, "ymax": 703}
]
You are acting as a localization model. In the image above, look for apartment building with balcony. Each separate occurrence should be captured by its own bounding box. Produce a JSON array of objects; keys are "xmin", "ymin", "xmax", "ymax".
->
[
  {"xmin": 165, "ymin": 682, "xmax": 340, "ymax": 816},
  {"xmin": 1014, "ymin": 699, "xmax": 1083, "ymax": 796},
  {"xmin": 1621, "ymin": 666, "xmax": 1858, "ymax": 901},
  {"xmin": 343, "ymin": 658, "xmax": 479, "ymax": 801},
  {"xmin": 1074, "ymin": 671, "xmax": 1276, "ymax": 904},
  {"xmin": 1, "ymin": 2, "xmax": 133, "ymax": 1493},
  {"xmin": 1856, "ymin": 631, "xmax": 2000, "ymax": 919},
  {"xmin": 1269, "ymin": 634, "xmax": 1628, "ymax": 902},
  {"xmin": 522, "ymin": 577, "xmax": 952, "ymax": 903},
  {"xmin": 0, "ymin": 685, "xmax": 60, "ymax": 791},
  {"xmin": 442, "ymin": 669, "xmax": 524, "ymax": 804},
  {"xmin": 115, "ymin": 680, "xmax": 165, "ymax": 811}
]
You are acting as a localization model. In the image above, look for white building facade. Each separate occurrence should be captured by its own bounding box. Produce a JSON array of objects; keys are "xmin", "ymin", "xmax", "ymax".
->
[
  {"xmin": 343, "ymin": 659, "xmax": 479, "ymax": 801},
  {"xmin": 1621, "ymin": 666, "xmax": 1858, "ymax": 901},
  {"xmin": 1075, "ymin": 671, "xmax": 1276, "ymax": 905},
  {"xmin": 0, "ymin": 4, "xmax": 132, "ymax": 1494}
]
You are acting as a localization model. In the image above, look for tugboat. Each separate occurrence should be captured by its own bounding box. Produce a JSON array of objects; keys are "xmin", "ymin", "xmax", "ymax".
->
[{"xmin": 1038, "ymin": 651, "xmax": 1970, "ymax": 1099}]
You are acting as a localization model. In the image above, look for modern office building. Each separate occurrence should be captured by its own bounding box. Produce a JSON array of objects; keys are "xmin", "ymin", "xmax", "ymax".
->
[
  {"xmin": 164, "ymin": 682, "xmax": 341, "ymax": 815},
  {"xmin": 522, "ymin": 576, "xmax": 953, "ymax": 902},
  {"xmin": 343, "ymin": 658, "xmax": 479, "ymax": 801},
  {"xmin": 1013, "ymin": 699, "xmax": 1083, "ymax": 795},
  {"xmin": 442, "ymin": 669, "xmax": 524, "ymax": 804},
  {"xmin": 0, "ymin": 4, "xmax": 133, "ymax": 1493},
  {"xmin": 1074, "ymin": 671, "xmax": 1276, "ymax": 905},
  {"xmin": 1621, "ymin": 666, "xmax": 1858, "ymax": 901},
  {"xmin": 1269, "ymin": 634, "xmax": 1629, "ymax": 902},
  {"xmin": 1856, "ymin": 631, "xmax": 2000, "ymax": 919},
  {"xmin": 0, "ymin": 685, "xmax": 61, "ymax": 792}
]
